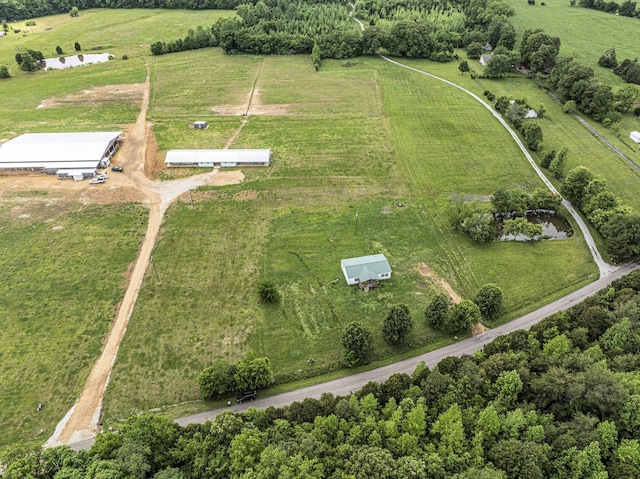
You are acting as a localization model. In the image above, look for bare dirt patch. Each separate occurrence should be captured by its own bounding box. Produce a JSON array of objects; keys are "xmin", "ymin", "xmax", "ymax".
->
[
  {"xmin": 417, "ymin": 262, "xmax": 462, "ymax": 304},
  {"xmin": 38, "ymin": 83, "xmax": 146, "ymax": 109},
  {"xmin": 144, "ymin": 127, "xmax": 163, "ymax": 177},
  {"xmin": 471, "ymin": 322, "xmax": 488, "ymax": 336},
  {"xmin": 211, "ymin": 88, "xmax": 292, "ymax": 116},
  {"xmin": 210, "ymin": 170, "xmax": 245, "ymax": 187},
  {"xmin": 233, "ymin": 189, "xmax": 258, "ymax": 201}
]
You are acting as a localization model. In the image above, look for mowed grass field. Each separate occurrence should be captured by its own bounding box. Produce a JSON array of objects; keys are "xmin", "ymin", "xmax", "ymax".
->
[
  {"xmin": 0, "ymin": 9, "xmax": 234, "ymax": 139},
  {"xmin": 506, "ymin": 0, "xmax": 640, "ymax": 86},
  {"xmin": 505, "ymin": 0, "xmax": 640, "ymax": 161},
  {"xmin": 103, "ymin": 53, "xmax": 597, "ymax": 421},
  {"xmin": 1, "ymin": 6, "xmax": 636, "ymax": 440},
  {"xmin": 0, "ymin": 10, "xmax": 229, "ymax": 446},
  {"xmin": 401, "ymin": 58, "xmax": 640, "ymax": 212},
  {"xmin": 0, "ymin": 197, "xmax": 148, "ymax": 447}
]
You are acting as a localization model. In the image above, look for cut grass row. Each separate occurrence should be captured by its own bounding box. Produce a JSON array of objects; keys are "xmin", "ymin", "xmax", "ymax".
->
[{"xmin": 103, "ymin": 54, "xmax": 597, "ymax": 422}]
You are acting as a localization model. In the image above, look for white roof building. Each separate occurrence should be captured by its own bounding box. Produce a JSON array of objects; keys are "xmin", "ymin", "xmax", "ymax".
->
[
  {"xmin": 630, "ymin": 131, "xmax": 640, "ymax": 144},
  {"xmin": 165, "ymin": 149, "xmax": 270, "ymax": 168},
  {"xmin": 0, "ymin": 132, "xmax": 121, "ymax": 175},
  {"xmin": 341, "ymin": 254, "xmax": 392, "ymax": 286}
]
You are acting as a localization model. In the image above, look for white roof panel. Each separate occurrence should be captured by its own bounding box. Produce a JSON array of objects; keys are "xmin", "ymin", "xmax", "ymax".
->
[
  {"xmin": 0, "ymin": 132, "xmax": 121, "ymax": 168},
  {"xmin": 165, "ymin": 149, "xmax": 270, "ymax": 164}
]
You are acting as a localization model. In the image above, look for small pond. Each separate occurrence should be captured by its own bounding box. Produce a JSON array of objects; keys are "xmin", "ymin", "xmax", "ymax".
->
[
  {"xmin": 42, "ymin": 53, "xmax": 111, "ymax": 71},
  {"xmin": 498, "ymin": 212, "xmax": 573, "ymax": 241}
]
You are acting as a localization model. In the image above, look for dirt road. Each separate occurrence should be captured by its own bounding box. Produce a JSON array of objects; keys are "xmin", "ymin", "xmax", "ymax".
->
[{"xmin": 45, "ymin": 66, "xmax": 243, "ymax": 447}]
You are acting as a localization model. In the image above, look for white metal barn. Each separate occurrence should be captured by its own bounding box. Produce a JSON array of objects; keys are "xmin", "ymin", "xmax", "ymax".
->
[
  {"xmin": 0, "ymin": 132, "xmax": 121, "ymax": 177},
  {"xmin": 630, "ymin": 131, "xmax": 640, "ymax": 144},
  {"xmin": 165, "ymin": 149, "xmax": 271, "ymax": 168}
]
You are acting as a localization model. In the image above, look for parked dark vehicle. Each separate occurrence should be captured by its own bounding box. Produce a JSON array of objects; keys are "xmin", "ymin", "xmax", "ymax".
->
[
  {"xmin": 236, "ymin": 390, "xmax": 257, "ymax": 403},
  {"xmin": 111, "ymin": 166, "xmax": 124, "ymax": 172}
]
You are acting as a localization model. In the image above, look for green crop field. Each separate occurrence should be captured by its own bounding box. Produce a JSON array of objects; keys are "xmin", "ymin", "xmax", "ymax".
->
[
  {"xmin": 0, "ymin": 197, "xmax": 147, "ymax": 447},
  {"xmin": 103, "ymin": 53, "xmax": 597, "ymax": 422},
  {"xmin": 506, "ymin": 0, "xmax": 640, "ymax": 86},
  {"xmin": 2, "ymin": 5, "xmax": 638, "ymax": 441}
]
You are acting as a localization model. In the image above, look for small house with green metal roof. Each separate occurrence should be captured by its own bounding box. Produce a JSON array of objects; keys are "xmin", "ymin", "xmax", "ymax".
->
[{"xmin": 341, "ymin": 254, "xmax": 392, "ymax": 288}]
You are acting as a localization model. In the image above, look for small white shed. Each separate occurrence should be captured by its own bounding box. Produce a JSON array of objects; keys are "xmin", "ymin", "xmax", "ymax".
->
[
  {"xmin": 630, "ymin": 131, "xmax": 640, "ymax": 144},
  {"xmin": 194, "ymin": 121, "xmax": 208, "ymax": 129},
  {"xmin": 479, "ymin": 53, "xmax": 493, "ymax": 66}
]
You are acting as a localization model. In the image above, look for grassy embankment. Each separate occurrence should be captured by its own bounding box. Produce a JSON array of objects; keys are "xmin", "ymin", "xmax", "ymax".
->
[{"xmin": 103, "ymin": 52, "xmax": 597, "ymax": 423}]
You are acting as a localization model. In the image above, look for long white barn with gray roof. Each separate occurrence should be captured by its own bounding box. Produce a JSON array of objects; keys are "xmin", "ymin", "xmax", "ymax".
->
[
  {"xmin": 165, "ymin": 149, "xmax": 270, "ymax": 168},
  {"xmin": 0, "ymin": 132, "xmax": 121, "ymax": 178}
]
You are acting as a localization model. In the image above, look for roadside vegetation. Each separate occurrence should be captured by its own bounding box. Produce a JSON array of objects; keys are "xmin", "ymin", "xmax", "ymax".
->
[{"xmin": 4, "ymin": 269, "xmax": 640, "ymax": 478}]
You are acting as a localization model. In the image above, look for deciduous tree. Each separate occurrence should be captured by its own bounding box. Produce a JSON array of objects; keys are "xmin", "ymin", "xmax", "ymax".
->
[
  {"xmin": 446, "ymin": 300, "xmax": 481, "ymax": 334},
  {"xmin": 475, "ymin": 284, "xmax": 504, "ymax": 319},
  {"xmin": 383, "ymin": 304, "xmax": 413, "ymax": 344},
  {"xmin": 425, "ymin": 293, "xmax": 452, "ymax": 330},
  {"xmin": 341, "ymin": 322, "xmax": 372, "ymax": 366}
]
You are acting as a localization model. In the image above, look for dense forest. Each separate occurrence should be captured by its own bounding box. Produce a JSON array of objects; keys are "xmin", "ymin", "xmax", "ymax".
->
[{"xmin": 4, "ymin": 270, "xmax": 640, "ymax": 478}]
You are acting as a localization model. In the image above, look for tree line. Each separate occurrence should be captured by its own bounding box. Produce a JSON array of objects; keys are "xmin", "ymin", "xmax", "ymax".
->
[
  {"xmin": 4, "ymin": 269, "xmax": 640, "ymax": 477},
  {"xmin": 0, "ymin": 0, "xmax": 246, "ymax": 21},
  {"xmin": 561, "ymin": 165, "xmax": 640, "ymax": 261},
  {"xmin": 575, "ymin": 0, "xmax": 639, "ymax": 18},
  {"xmin": 150, "ymin": 0, "xmax": 466, "ymax": 61}
]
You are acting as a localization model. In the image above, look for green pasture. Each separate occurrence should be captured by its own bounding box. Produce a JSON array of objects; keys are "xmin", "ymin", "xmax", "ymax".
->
[
  {"xmin": 104, "ymin": 54, "xmax": 596, "ymax": 421},
  {"xmin": 0, "ymin": 9, "xmax": 233, "ymax": 67},
  {"xmin": 506, "ymin": 0, "xmax": 640, "ymax": 87},
  {"xmin": 0, "ymin": 59, "xmax": 145, "ymax": 137},
  {"xmin": 0, "ymin": 7, "xmax": 632, "ymax": 439},
  {"xmin": 0, "ymin": 198, "xmax": 147, "ymax": 447},
  {"xmin": 386, "ymin": 57, "xmax": 640, "ymax": 212}
]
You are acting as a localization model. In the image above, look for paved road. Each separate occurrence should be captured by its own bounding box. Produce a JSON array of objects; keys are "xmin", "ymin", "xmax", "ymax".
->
[
  {"xmin": 172, "ymin": 259, "xmax": 639, "ymax": 428},
  {"xmin": 67, "ymin": 42, "xmax": 627, "ymax": 451}
]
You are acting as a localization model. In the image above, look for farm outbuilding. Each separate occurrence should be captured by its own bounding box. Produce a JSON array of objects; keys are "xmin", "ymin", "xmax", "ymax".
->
[
  {"xmin": 479, "ymin": 53, "xmax": 493, "ymax": 66},
  {"xmin": 165, "ymin": 149, "xmax": 271, "ymax": 168},
  {"xmin": 630, "ymin": 131, "xmax": 640, "ymax": 144},
  {"xmin": 193, "ymin": 121, "xmax": 208, "ymax": 129},
  {"xmin": 341, "ymin": 254, "xmax": 392, "ymax": 291},
  {"xmin": 0, "ymin": 132, "xmax": 121, "ymax": 176}
]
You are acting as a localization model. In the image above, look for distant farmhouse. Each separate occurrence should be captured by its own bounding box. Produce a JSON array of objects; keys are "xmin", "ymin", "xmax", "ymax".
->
[
  {"xmin": 0, "ymin": 132, "xmax": 121, "ymax": 179},
  {"xmin": 341, "ymin": 254, "xmax": 391, "ymax": 291},
  {"xmin": 630, "ymin": 131, "xmax": 640, "ymax": 144},
  {"xmin": 165, "ymin": 149, "xmax": 270, "ymax": 168}
]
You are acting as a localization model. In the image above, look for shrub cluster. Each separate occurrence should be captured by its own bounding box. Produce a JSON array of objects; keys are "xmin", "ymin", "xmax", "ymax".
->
[
  {"xmin": 197, "ymin": 354, "xmax": 274, "ymax": 399},
  {"xmin": 562, "ymin": 166, "xmax": 640, "ymax": 261}
]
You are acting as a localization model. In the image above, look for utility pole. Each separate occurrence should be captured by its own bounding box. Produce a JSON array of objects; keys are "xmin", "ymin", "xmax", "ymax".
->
[
  {"xmin": 189, "ymin": 189, "xmax": 194, "ymax": 210},
  {"xmin": 150, "ymin": 255, "xmax": 160, "ymax": 284},
  {"xmin": 354, "ymin": 211, "xmax": 359, "ymax": 235}
]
